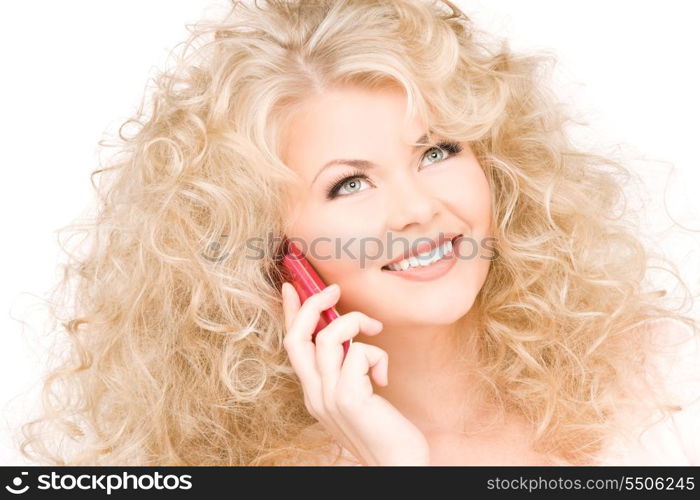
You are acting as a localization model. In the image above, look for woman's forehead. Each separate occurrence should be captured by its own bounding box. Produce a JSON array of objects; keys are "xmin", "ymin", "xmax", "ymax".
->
[{"xmin": 281, "ymin": 87, "xmax": 428, "ymax": 175}]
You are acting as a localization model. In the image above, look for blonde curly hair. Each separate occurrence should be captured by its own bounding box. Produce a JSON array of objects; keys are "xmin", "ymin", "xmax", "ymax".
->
[{"xmin": 20, "ymin": 0, "xmax": 698, "ymax": 465}]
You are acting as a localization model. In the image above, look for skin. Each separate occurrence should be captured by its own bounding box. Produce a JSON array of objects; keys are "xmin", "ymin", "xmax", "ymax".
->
[{"xmin": 280, "ymin": 85, "xmax": 543, "ymax": 464}]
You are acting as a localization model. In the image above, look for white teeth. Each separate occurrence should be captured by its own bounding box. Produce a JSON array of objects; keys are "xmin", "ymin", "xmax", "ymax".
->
[
  {"xmin": 385, "ymin": 239, "xmax": 454, "ymax": 271},
  {"xmin": 416, "ymin": 247, "xmax": 438, "ymax": 263}
]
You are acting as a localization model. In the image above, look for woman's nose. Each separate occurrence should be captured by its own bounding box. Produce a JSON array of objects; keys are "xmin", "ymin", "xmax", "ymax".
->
[{"xmin": 384, "ymin": 173, "xmax": 440, "ymax": 231}]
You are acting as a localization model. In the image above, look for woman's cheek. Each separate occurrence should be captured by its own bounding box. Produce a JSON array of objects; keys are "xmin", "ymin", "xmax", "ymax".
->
[{"xmin": 427, "ymin": 162, "xmax": 492, "ymax": 232}]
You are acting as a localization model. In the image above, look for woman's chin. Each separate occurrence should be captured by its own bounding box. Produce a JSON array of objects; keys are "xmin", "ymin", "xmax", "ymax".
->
[{"xmin": 378, "ymin": 301, "xmax": 474, "ymax": 327}]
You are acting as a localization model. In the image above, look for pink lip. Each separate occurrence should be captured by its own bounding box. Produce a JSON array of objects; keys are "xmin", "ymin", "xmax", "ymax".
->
[{"xmin": 383, "ymin": 232, "xmax": 462, "ymax": 267}]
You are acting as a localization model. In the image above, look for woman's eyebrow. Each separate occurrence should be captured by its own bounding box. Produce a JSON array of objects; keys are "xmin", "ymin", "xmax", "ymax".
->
[{"xmin": 311, "ymin": 132, "xmax": 431, "ymax": 185}]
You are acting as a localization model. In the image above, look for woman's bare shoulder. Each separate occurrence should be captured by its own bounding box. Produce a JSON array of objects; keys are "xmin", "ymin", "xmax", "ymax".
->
[{"xmin": 282, "ymin": 423, "xmax": 362, "ymax": 466}]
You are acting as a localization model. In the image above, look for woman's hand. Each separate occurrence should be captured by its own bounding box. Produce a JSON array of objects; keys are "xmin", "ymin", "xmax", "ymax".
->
[{"xmin": 281, "ymin": 281, "xmax": 430, "ymax": 466}]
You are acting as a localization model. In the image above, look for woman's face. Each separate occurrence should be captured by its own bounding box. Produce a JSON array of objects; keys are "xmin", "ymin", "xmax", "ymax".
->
[{"xmin": 281, "ymin": 86, "xmax": 493, "ymax": 328}]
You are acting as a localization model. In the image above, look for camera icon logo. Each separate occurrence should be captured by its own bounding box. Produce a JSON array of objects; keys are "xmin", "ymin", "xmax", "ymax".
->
[{"xmin": 5, "ymin": 472, "xmax": 29, "ymax": 494}]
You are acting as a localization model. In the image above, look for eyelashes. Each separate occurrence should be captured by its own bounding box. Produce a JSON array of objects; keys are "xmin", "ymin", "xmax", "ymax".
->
[{"xmin": 325, "ymin": 141, "xmax": 463, "ymax": 200}]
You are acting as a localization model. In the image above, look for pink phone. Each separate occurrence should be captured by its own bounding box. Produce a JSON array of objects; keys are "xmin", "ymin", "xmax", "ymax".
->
[{"xmin": 280, "ymin": 236, "xmax": 351, "ymax": 360}]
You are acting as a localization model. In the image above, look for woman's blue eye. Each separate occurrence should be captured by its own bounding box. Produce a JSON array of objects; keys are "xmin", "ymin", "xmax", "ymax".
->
[
  {"xmin": 333, "ymin": 176, "xmax": 370, "ymax": 197},
  {"xmin": 423, "ymin": 148, "xmax": 444, "ymax": 164},
  {"xmin": 325, "ymin": 141, "xmax": 463, "ymax": 200},
  {"xmin": 420, "ymin": 141, "xmax": 463, "ymax": 167}
]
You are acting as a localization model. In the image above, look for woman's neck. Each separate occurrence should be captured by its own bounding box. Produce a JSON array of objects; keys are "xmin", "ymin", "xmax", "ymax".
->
[{"xmin": 354, "ymin": 311, "xmax": 495, "ymax": 436}]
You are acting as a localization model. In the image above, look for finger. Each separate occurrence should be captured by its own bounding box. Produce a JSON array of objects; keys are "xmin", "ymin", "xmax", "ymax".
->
[
  {"xmin": 281, "ymin": 282, "xmax": 300, "ymax": 333},
  {"xmin": 285, "ymin": 284, "xmax": 341, "ymax": 345},
  {"xmin": 315, "ymin": 312, "xmax": 383, "ymax": 408},
  {"xmin": 326, "ymin": 342, "xmax": 389, "ymax": 466},
  {"xmin": 336, "ymin": 342, "xmax": 389, "ymax": 407},
  {"xmin": 281, "ymin": 284, "xmax": 366, "ymax": 459},
  {"xmin": 282, "ymin": 285, "xmax": 342, "ymax": 412}
]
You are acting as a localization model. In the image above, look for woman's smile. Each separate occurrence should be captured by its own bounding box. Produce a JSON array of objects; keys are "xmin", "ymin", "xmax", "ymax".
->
[{"xmin": 380, "ymin": 233, "xmax": 463, "ymax": 281}]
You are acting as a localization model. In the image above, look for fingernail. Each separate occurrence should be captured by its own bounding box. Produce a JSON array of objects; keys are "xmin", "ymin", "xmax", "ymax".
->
[{"xmin": 325, "ymin": 284, "xmax": 339, "ymax": 293}]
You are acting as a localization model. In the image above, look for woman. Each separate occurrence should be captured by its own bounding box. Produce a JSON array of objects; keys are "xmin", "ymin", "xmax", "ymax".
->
[{"xmin": 21, "ymin": 0, "xmax": 699, "ymax": 466}]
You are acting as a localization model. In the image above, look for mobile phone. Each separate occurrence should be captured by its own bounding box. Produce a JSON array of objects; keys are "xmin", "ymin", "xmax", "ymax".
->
[{"xmin": 280, "ymin": 237, "xmax": 351, "ymax": 360}]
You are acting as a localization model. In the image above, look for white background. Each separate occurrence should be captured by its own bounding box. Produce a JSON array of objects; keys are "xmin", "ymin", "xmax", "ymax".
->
[{"xmin": 1, "ymin": 0, "xmax": 698, "ymax": 465}]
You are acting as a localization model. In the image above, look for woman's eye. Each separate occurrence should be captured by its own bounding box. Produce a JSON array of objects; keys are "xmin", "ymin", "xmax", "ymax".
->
[
  {"xmin": 325, "ymin": 142, "xmax": 462, "ymax": 200},
  {"xmin": 338, "ymin": 176, "xmax": 370, "ymax": 195},
  {"xmin": 420, "ymin": 141, "xmax": 463, "ymax": 167},
  {"xmin": 327, "ymin": 174, "xmax": 371, "ymax": 199},
  {"xmin": 423, "ymin": 147, "xmax": 445, "ymax": 164}
]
